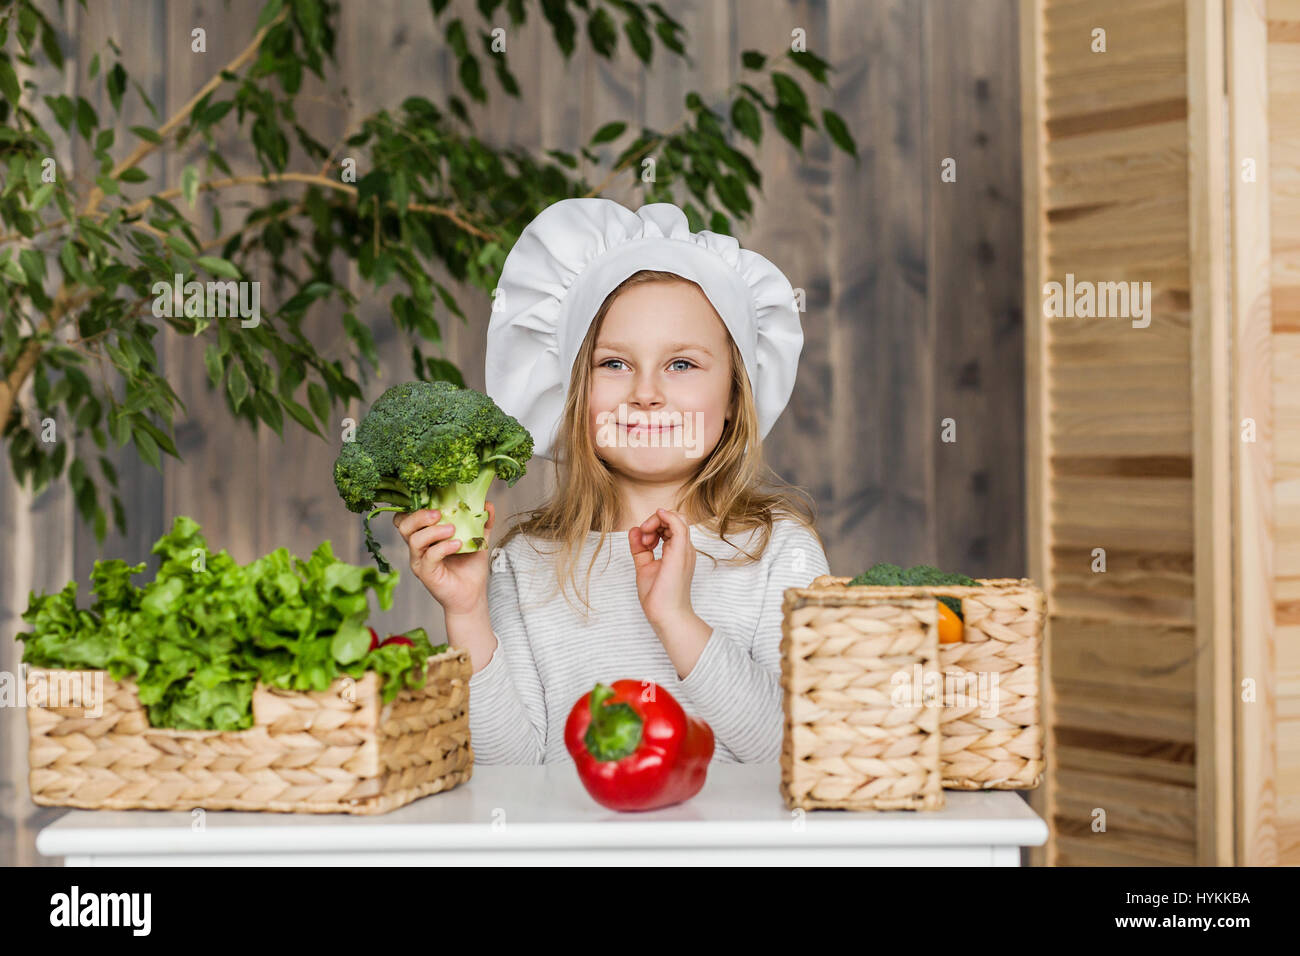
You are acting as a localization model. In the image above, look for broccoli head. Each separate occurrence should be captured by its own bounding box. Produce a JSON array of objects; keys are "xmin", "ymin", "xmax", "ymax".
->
[
  {"xmin": 848, "ymin": 562, "xmax": 979, "ymax": 618},
  {"xmin": 333, "ymin": 380, "xmax": 534, "ymax": 572}
]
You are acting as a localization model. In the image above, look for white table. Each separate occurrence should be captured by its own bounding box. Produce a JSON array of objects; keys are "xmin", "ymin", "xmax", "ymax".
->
[{"xmin": 38, "ymin": 763, "xmax": 1047, "ymax": 866}]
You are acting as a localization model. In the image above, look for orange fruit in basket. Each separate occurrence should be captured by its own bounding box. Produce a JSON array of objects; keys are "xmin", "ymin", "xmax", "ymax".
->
[{"xmin": 937, "ymin": 602, "xmax": 963, "ymax": 643}]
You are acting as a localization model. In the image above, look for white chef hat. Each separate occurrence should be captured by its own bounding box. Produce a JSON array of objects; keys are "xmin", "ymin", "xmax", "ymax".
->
[{"xmin": 485, "ymin": 197, "xmax": 804, "ymax": 462}]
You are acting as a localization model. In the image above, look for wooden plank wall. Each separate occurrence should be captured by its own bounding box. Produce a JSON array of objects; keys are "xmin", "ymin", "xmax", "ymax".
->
[
  {"xmin": 0, "ymin": 0, "xmax": 1026, "ymax": 864},
  {"xmin": 1024, "ymin": 0, "xmax": 1208, "ymax": 865}
]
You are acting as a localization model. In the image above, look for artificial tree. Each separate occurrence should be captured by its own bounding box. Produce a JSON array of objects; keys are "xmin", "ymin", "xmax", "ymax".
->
[{"xmin": 0, "ymin": 0, "xmax": 857, "ymax": 541}]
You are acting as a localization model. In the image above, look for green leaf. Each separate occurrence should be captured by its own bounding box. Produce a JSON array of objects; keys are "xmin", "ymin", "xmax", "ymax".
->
[
  {"xmin": 117, "ymin": 167, "xmax": 148, "ymax": 183},
  {"xmin": 741, "ymin": 50, "xmax": 766, "ymax": 70},
  {"xmin": 654, "ymin": 18, "xmax": 685, "ymax": 56},
  {"xmin": 0, "ymin": 57, "xmax": 20, "ymax": 106},
  {"xmin": 42, "ymin": 24, "xmax": 65, "ymax": 69},
  {"xmin": 165, "ymin": 234, "xmax": 197, "ymax": 257},
  {"xmin": 18, "ymin": 247, "xmax": 45, "ymax": 285},
  {"xmin": 109, "ymin": 409, "xmax": 131, "ymax": 447},
  {"xmin": 129, "ymin": 125, "xmax": 162, "ymax": 143},
  {"xmin": 343, "ymin": 312, "xmax": 378, "ymax": 367},
  {"xmin": 196, "ymin": 255, "xmax": 240, "ymax": 279},
  {"xmin": 307, "ymin": 382, "xmax": 330, "ymax": 426},
  {"xmin": 587, "ymin": 8, "xmax": 617, "ymax": 57},
  {"xmin": 773, "ymin": 103, "xmax": 804, "ymax": 153},
  {"xmin": 29, "ymin": 183, "xmax": 54, "ymax": 210},
  {"xmin": 822, "ymin": 108, "xmax": 857, "ymax": 158},
  {"xmin": 789, "ymin": 50, "xmax": 831, "ymax": 85},
  {"xmin": 133, "ymin": 425, "xmax": 161, "ymax": 470},
  {"xmin": 772, "ymin": 72, "xmax": 811, "ymax": 121},
  {"xmin": 731, "ymin": 97, "xmax": 762, "ymax": 144},
  {"xmin": 331, "ymin": 614, "xmax": 371, "ymax": 665},
  {"xmin": 98, "ymin": 455, "xmax": 118, "ymax": 487},
  {"xmin": 257, "ymin": 0, "xmax": 286, "ymax": 30},
  {"xmin": 423, "ymin": 356, "xmax": 465, "ymax": 387},
  {"xmin": 227, "ymin": 361, "xmax": 250, "ymax": 411},
  {"xmin": 75, "ymin": 96, "xmax": 98, "ymax": 140},
  {"xmin": 204, "ymin": 344, "xmax": 224, "ymax": 386},
  {"xmin": 281, "ymin": 397, "xmax": 320, "ymax": 436},
  {"xmin": 107, "ymin": 63, "xmax": 127, "ymax": 113},
  {"xmin": 181, "ymin": 164, "xmax": 199, "ymax": 207},
  {"xmin": 623, "ymin": 18, "xmax": 651, "ymax": 64},
  {"xmin": 589, "ymin": 121, "xmax": 626, "ymax": 146}
]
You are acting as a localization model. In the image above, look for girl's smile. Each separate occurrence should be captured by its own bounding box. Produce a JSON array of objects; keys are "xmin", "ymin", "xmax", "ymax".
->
[{"xmin": 622, "ymin": 422, "xmax": 678, "ymax": 432}]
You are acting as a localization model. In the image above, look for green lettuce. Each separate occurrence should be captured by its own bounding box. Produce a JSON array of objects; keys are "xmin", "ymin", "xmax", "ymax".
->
[{"xmin": 15, "ymin": 515, "xmax": 447, "ymax": 730}]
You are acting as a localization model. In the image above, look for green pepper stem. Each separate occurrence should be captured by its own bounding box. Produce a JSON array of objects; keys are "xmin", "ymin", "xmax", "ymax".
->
[{"xmin": 584, "ymin": 682, "xmax": 644, "ymax": 762}]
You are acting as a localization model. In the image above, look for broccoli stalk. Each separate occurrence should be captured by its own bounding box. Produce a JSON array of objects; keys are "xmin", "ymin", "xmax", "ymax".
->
[
  {"xmin": 333, "ymin": 381, "xmax": 534, "ymax": 573},
  {"xmin": 361, "ymin": 464, "xmax": 501, "ymax": 571}
]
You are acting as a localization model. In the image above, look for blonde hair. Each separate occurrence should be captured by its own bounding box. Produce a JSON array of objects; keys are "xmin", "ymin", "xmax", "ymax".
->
[{"xmin": 496, "ymin": 269, "xmax": 822, "ymax": 616}]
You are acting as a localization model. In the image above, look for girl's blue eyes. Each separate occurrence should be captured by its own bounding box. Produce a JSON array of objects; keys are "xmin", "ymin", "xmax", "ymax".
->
[{"xmin": 598, "ymin": 358, "xmax": 697, "ymax": 372}]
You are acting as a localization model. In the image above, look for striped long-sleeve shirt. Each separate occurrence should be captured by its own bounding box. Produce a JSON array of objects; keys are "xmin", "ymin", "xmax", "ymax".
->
[{"xmin": 467, "ymin": 517, "xmax": 831, "ymax": 764}]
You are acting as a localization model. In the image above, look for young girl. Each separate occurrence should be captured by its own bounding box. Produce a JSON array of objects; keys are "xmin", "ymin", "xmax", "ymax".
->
[{"xmin": 393, "ymin": 198, "xmax": 829, "ymax": 764}]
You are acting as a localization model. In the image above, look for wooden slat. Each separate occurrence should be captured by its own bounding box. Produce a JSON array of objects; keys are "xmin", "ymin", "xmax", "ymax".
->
[
  {"xmin": 1045, "ymin": 11, "xmax": 1187, "ymax": 76},
  {"xmin": 1054, "ymin": 682, "xmax": 1196, "ymax": 741},
  {"xmin": 1046, "ymin": 244, "xmax": 1189, "ymax": 278},
  {"xmin": 1231, "ymin": 0, "xmax": 1280, "ymax": 866},
  {"xmin": 1052, "ymin": 476, "xmax": 1193, "ymax": 529},
  {"xmin": 1056, "ymin": 768, "xmax": 1197, "ymax": 841},
  {"xmin": 1187, "ymin": 0, "xmax": 1234, "ymax": 865},
  {"xmin": 1054, "ymin": 830, "xmax": 1197, "ymax": 865},
  {"xmin": 1056, "ymin": 737, "xmax": 1196, "ymax": 787},
  {"xmin": 1047, "ymin": 72, "xmax": 1186, "ymax": 119},
  {"xmin": 1045, "ymin": 117, "xmax": 1186, "ymax": 161},
  {"xmin": 1050, "ymin": 586, "xmax": 1195, "ymax": 623},
  {"xmin": 1269, "ymin": 0, "xmax": 1300, "ymax": 864},
  {"xmin": 1049, "ymin": 617, "xmax": 1195, "ymax": 693},
  {"xmin": 825, "ymin": 0, "xmax": 932, "ymax": 568},
  {"xmin": 1047, "ymin": 169, "xmax": 1191, "ymax": 209},
  {"xmin": 1046, "ymin": 142, "xmax": 1186, "ymax": 187},
  {"xmin": 927, "ymin": 0, "xmax": 1026, "ymax": 579},
  {"xmin": 1045, "ymin": 0, "xmax": 1184, "ymax": 49},
  {"xmin": 1020, "ymin": 0, "xmax": 1054, "ymax": 867},
  {"xmin": 1045, "ymin": 0, "xmax": 1182, "ymax": 31},
  {"xmin": 1047, "ymin": 192, "xmax": 1189, "ymax": 246},
  {"xmin": 1045, "ymin": 53, "xmax": 1187, "ymax": 88}
]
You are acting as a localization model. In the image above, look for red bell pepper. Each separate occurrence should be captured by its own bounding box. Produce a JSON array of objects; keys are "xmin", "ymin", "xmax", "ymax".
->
[{"xmin": 564, "ymin": 680, "xmax": 714, "ymax": 812}]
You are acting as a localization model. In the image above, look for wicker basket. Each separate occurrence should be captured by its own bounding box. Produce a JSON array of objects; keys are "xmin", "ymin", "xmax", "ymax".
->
[
  {"xmin": 25, "ymin": 647, "xmax": 473, "ymax": 814},
  {"xmin": 780, "ymin": 588, "xmax": 945, "ymax": 810},
  {"xmin": 784, "ymin": 576, "xmax": 1044, "ymax": 806}
]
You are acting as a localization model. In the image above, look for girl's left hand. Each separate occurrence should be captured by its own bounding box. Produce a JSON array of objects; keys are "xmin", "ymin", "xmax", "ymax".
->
[{"xmin": 629, "ymin": 508, "xmax": 696, "ymax": 632}]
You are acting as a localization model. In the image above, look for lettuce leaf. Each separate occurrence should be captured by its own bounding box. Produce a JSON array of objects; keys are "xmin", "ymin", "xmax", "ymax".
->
[{"xmin": 15, "ymin": 515, "xmax": 447, "ymax": 730}]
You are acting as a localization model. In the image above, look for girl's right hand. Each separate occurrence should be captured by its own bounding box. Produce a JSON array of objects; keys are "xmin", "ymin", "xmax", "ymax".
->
[{"xmin": 394, "ymin": 502, "xmax": 495, "ymax": 616}]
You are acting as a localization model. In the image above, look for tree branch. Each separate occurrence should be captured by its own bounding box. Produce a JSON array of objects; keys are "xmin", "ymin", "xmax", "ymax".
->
[
  {"xmin": 82, "ymin": 8, "xmax": 288, "ymax": 219},
  {"xmin": 123, "ymin": 172, "xmax": 497, "ymax": 241},
  {"xmin": 0, "ymin": 286, "xmax": 96, "ymax": 437}
]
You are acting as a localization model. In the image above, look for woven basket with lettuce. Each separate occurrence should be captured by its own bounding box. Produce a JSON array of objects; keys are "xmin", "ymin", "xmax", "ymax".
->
[{"xmin": 16, "ymin": 515, "xmax": 471, "ymax": 815}]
